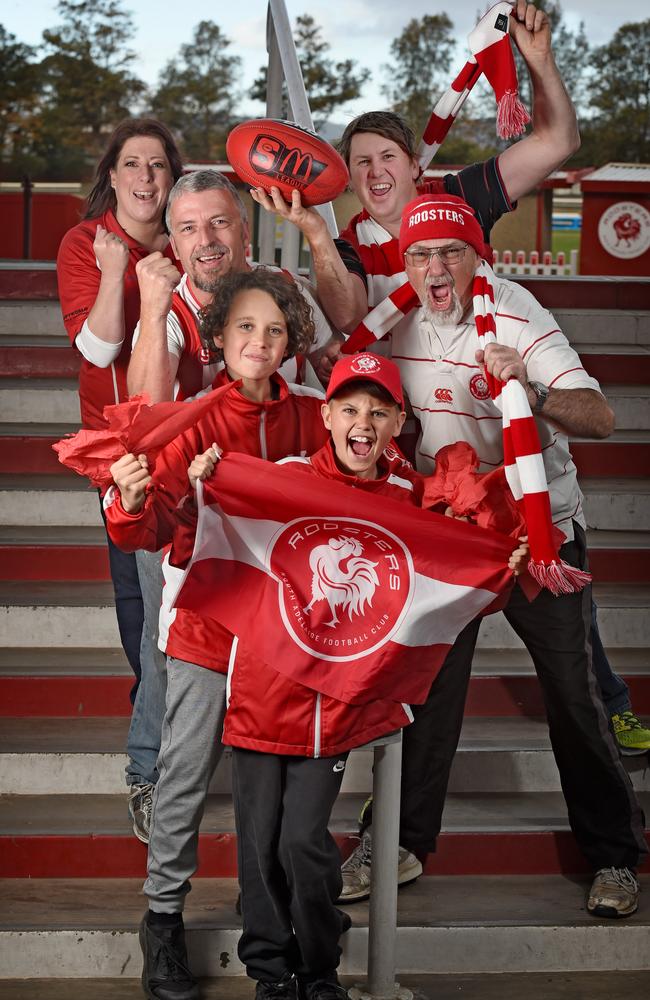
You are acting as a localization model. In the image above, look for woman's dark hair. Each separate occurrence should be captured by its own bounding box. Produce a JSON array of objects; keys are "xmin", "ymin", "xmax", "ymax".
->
[
  {"xmin": 337, "ymin": 111, "xmax": 417, "ymax": 167},
  {"xmin": 199, "ymin": 268, "xmax": 315, "ymax": 363},
  {"xmin": 84, "ymin": 118, "xmax": 183, "ymax": 220}
]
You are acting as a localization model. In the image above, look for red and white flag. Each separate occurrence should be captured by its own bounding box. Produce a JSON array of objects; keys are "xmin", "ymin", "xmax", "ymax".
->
[{"xmin": 173, "ymin": 453, "xmax": 516, "ymax": 706}]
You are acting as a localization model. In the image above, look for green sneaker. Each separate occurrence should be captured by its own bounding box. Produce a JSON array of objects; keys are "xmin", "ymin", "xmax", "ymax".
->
[{"xmin": 612, "ymin": 712, "xmax": 650, "ymax": 756}]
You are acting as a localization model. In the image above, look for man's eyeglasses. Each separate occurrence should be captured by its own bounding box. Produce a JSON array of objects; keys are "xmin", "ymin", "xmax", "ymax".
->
[{"xmin": 404, "ymin": 244, "xmax": 470, "ymax": 268}]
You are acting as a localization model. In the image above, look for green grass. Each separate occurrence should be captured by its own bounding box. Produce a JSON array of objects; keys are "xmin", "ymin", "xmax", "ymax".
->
[{"xmin": 551, "ymin": 230, "xmax": 581, "ymax": 259}]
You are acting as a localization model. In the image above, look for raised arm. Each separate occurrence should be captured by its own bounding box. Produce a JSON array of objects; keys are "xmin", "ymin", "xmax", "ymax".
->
[
  {"xmin": 83, "ymin": 226, "xmax": 130, "ymax": 349},
  {"xmin": 127, "ymin": 252, "xmax": 182, "ymax": 401},
  {"xmin": 250, "ymin": 186, "xmax": 368, "ymax": 334},
  {"xmin": 497, "ymin": 0, "xmax": 580, "ymax": 204}
]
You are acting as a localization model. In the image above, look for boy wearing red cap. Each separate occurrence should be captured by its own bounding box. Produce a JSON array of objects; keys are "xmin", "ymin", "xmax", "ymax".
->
[
  {"xmin": 214, "ymin": 354, "xmax": 417, "ymax": 1000},
  {"xmin": 214, "ymin": 353, "xmax": 529, "ymax": 1000}
]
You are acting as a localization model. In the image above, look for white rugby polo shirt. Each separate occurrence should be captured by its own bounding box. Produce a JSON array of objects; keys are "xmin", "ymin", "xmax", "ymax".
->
[{"xmin": 390, "ymin": 274, "xmax": 601, "ymax": 541}]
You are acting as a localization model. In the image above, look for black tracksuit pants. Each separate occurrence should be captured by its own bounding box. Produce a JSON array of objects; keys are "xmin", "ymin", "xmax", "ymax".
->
[
  {"xmin": 232, "ymin": 748, "xmax": 351, "ymax": 984},
  {"xmin": 399, "ymin": 524, "xmax": 648, "ymax": 871}
]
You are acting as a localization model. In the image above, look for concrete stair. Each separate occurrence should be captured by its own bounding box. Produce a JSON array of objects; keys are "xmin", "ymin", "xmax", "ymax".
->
[{"xmin": 1, "ymin": 269, "xmax": 649, "ymax": 986}]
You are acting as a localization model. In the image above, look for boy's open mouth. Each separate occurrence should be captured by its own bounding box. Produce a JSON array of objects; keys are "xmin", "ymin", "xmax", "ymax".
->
[{"xmin": 349, "ymin": 435, "xmax": 373, "ymax": 457}]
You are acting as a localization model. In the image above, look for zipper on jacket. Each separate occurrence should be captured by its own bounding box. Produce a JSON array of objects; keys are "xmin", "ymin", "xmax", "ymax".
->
[
  {"xmin": 258, "ymin": 411, "xmax": 268, "ymax": 460},
  {"xmin": 313, "ymin": 693, "xmax": 322, "ymax": 758},
  {"xmin": 111, "ymin": 362, "xmax": 120, "ymax": 404}
]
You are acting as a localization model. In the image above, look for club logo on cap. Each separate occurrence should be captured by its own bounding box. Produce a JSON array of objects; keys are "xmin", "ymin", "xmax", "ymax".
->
[
  {"xmin": 351, "ymin": 355, "xmax": 382, "ymax": 375},
  {"xmin": 270, "ymin": 517, "xmax": 414, "ymax": 661}
]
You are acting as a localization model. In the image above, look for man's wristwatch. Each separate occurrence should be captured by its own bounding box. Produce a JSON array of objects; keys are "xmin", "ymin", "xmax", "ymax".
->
[{"xmin": 528, "ymin": 380, "xmax": 549, "ymax": 414}]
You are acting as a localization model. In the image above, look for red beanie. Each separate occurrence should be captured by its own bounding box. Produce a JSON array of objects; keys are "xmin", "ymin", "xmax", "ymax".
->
[{"xmin": 399, "ymin": 194, "xmax": 487, "ymax": 259}]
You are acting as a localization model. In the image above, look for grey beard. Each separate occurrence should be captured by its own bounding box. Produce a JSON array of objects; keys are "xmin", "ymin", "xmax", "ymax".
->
[
  {"xmin": 191, "ymin": 271, "xmax": 228, "ymax": 294},
  {"xmin": 422, "ymin": 288, "xmax": 464, "ymax": 326}
]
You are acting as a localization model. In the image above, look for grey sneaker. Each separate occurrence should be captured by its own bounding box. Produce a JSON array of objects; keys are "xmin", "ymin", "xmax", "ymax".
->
[
  {"xmin": 338, "ymin": 827, "xmax": 422, "ymax": 903},
  {"xmin": 587, "ymin": 867, "xmax": 640, "ymax": 918},
  {"xmin": 128, "ymin": 782, "xmax": 155, "ymax": 843}
]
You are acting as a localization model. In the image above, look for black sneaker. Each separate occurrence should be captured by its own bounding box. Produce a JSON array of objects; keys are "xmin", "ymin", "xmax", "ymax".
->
[
  {"xmin": 139, "ymin": 914, "xmax": 199, "ymax": 999},
  {"xmin": 255, "ymin": 973, "xmax": 297, "ymax": 999},
  {"xmin": 298, "ymin": 975, "xmax": 349, "ymax": 1000}
]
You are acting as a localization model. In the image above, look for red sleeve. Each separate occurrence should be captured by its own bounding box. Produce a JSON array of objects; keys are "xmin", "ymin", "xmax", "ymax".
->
[
  {"xmin": 104, "ymin": 430, "xmax": 202, "ymax": 553},
  {"xmin": 56, "ymin": 222, "xmax": 100, "ymax": 345}
]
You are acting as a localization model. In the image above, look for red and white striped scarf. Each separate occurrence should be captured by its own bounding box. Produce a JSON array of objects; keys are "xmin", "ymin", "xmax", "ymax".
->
[
  {"xmin": 472, "ymin": 260, "xmax": 590, "ymax": 594},
  {"xmin": 345, "ymin": 259, "xmax": 590, "ymax": 596},
  {"xmin": 418, "ymin": 1, "xmax": 530, "ymax": 172},
  {"xmin": 341, "ymin": 211, "xmax": 421, "ymax": 355}
]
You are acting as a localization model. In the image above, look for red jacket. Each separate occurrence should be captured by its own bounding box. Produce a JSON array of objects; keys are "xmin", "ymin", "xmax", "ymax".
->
[
  {"xmin": 57, "ymin": 209, "xmax": 179, "ymax": 429},
  {"xmin": 221, "ymin": 442, "xmax": 422, "ymax": 757},
  {"xmin": 104, "ymin": 373, "xmax": 328, "ymax": 671}
]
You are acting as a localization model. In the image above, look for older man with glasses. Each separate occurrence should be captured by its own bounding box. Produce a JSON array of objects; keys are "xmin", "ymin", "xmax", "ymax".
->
[{"xmin": 340, "ymin": 192, "xmax": 647, "ymax": 920}]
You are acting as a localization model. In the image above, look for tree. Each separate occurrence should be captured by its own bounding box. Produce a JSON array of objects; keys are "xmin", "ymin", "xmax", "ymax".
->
[
  {"xmin": 0, "ymin": 26, "xmax": 42, "ymax": 178},
  {"xmin": 250, "ymin": 14, "xmax": 370, "ymax": 129},
  {"xmin": 583, "ymin": 19, "xmax": 650, "ymax": 164},
  {"xmin": 38, "ymin": 0, "xmax": 145, "ymax": 173},
  {"xmin": 151, "ymin": 21, "xmax": 241, "ymax": 160},
  {"xmin": 381, "ymin": 14, "xmax": 456, "ymax": 137}
]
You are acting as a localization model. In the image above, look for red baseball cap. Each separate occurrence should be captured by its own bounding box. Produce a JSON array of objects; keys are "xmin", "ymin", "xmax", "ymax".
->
[{"xmin": 326, "ymin": 353, "xmax": 404, "ymax": 408}]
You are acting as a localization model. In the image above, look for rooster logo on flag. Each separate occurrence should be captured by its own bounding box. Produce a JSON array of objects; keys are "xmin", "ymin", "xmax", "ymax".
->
[{"xmin": 303, "ymin": 536, "xmax": 379, "ymax": 628}]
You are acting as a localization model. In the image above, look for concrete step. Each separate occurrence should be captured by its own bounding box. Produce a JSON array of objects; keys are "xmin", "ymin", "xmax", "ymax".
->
[
  {"xmin": 552, "ymin": 308, "xmax": 650, "ymax": 345},
  {"xmin": 0, "ymin": 345, "xmax": 80, "ymax": 378},
  {"xmin": 1, "ymin": 876, "xmax": 648, "ymax": 978},
  {"xmin": 0, "ymin": 429, "xmax": 79, "ymax": 475},
  {"xmin": 0, "ymin": 529, "xmax": 645, "ymax": 584},
  {"xmin": 579, "ymin": 344, "xmax": 650, "ymax": 385},
  {"xmin": 0, "ymin": 378, "xmax": 648, "ymax": 430},
  {"xmin": 4, "ymin": 973, "xmax": 650, "ymax": 1000},
  {"xmin": 582, "ymin": 477, "xmax": 650, "ymax": 532},
  {"xmin": 2, "ymin": 716, "xmax": 648, "ymax": 796},
  {"xmin": 0, "ymin": 528, "xmax": 110, "ymax": 582},
  {"xmin": 0, "ymin": 300, "xmax": 64, "ymax": 342},
  {"xmin": 0, "ymin": 647, "xmax": 131, "ymax": 676},
  {"xmin": 570, "ymin": 432, "xmax": 650, "ymax": 478},
  {"xmin": 0, "ymin": 645, "xmax": 644, "ymax": 679},
  {"xmin": 0, "ymin": 379, "xmax": 80, "ymax": 423},
  {"xmin": 3, "ymin": 670, "xmax": 649, "ymax": 718},
  {"xmin": 3, "ymin": 431, "xmax": 648, "ymax": 478},
  {"xmin": 2, "ymin": 791, "xmax": 649, "ymax": 879},
  {"xmin": 2, "ymin": 476, "xmax": 648, "ymax": 537},
  {"xmin": 0, "ymin": 475, "xmax": 102, "ymax": 527},
  {"xmin": 601, "ymin": 384, "xmax": 650, "ymax": 431},
  {"xmin": 2, "ymin": 583, "xmax": 649, "ymax": 650}
]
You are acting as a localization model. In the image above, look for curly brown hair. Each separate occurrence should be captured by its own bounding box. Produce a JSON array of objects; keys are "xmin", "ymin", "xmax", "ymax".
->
[
  {"xmin": 337, "ymin": 111, "xmax": 417, "ymax": 167},
  {"xmin": 198, "ymin": 268, "xmax": 315, "ymax": 363}
]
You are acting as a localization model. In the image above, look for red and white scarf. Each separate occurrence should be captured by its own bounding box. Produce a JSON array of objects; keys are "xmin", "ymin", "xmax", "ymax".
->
[
  {"xmin": 472, "ymin": 260, "xmax": 590, "ymax": 594},
  {"xmin": 345, "ymin": 260, "xmax": 591, "ymax": 596},
  {"xmin": 418, "ymin": 1, "xmax": 530, "ymax": 172}
]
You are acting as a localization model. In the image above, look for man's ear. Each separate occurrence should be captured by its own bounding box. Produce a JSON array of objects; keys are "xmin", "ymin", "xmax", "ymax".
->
[{"xmin": 169, "ymin": 234, "xmax": 181, "ymax": 261}]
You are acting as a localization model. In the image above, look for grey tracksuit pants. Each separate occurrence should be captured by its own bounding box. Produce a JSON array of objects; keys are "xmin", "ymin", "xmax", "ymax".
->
[{"xmin": 144, "ymin": 655, "xmax": 227, "ymax": 912}]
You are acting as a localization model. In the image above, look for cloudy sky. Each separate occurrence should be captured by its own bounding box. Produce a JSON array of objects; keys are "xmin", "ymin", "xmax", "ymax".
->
[{"xmin": 3, "ymin": 0, "xmax": 635, "ymax": 120}]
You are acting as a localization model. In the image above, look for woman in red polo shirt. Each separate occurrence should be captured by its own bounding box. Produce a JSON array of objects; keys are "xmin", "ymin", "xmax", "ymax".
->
[{"xmin": 56, "ymin": 117, "xmax": 182, "ymax": 720}]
